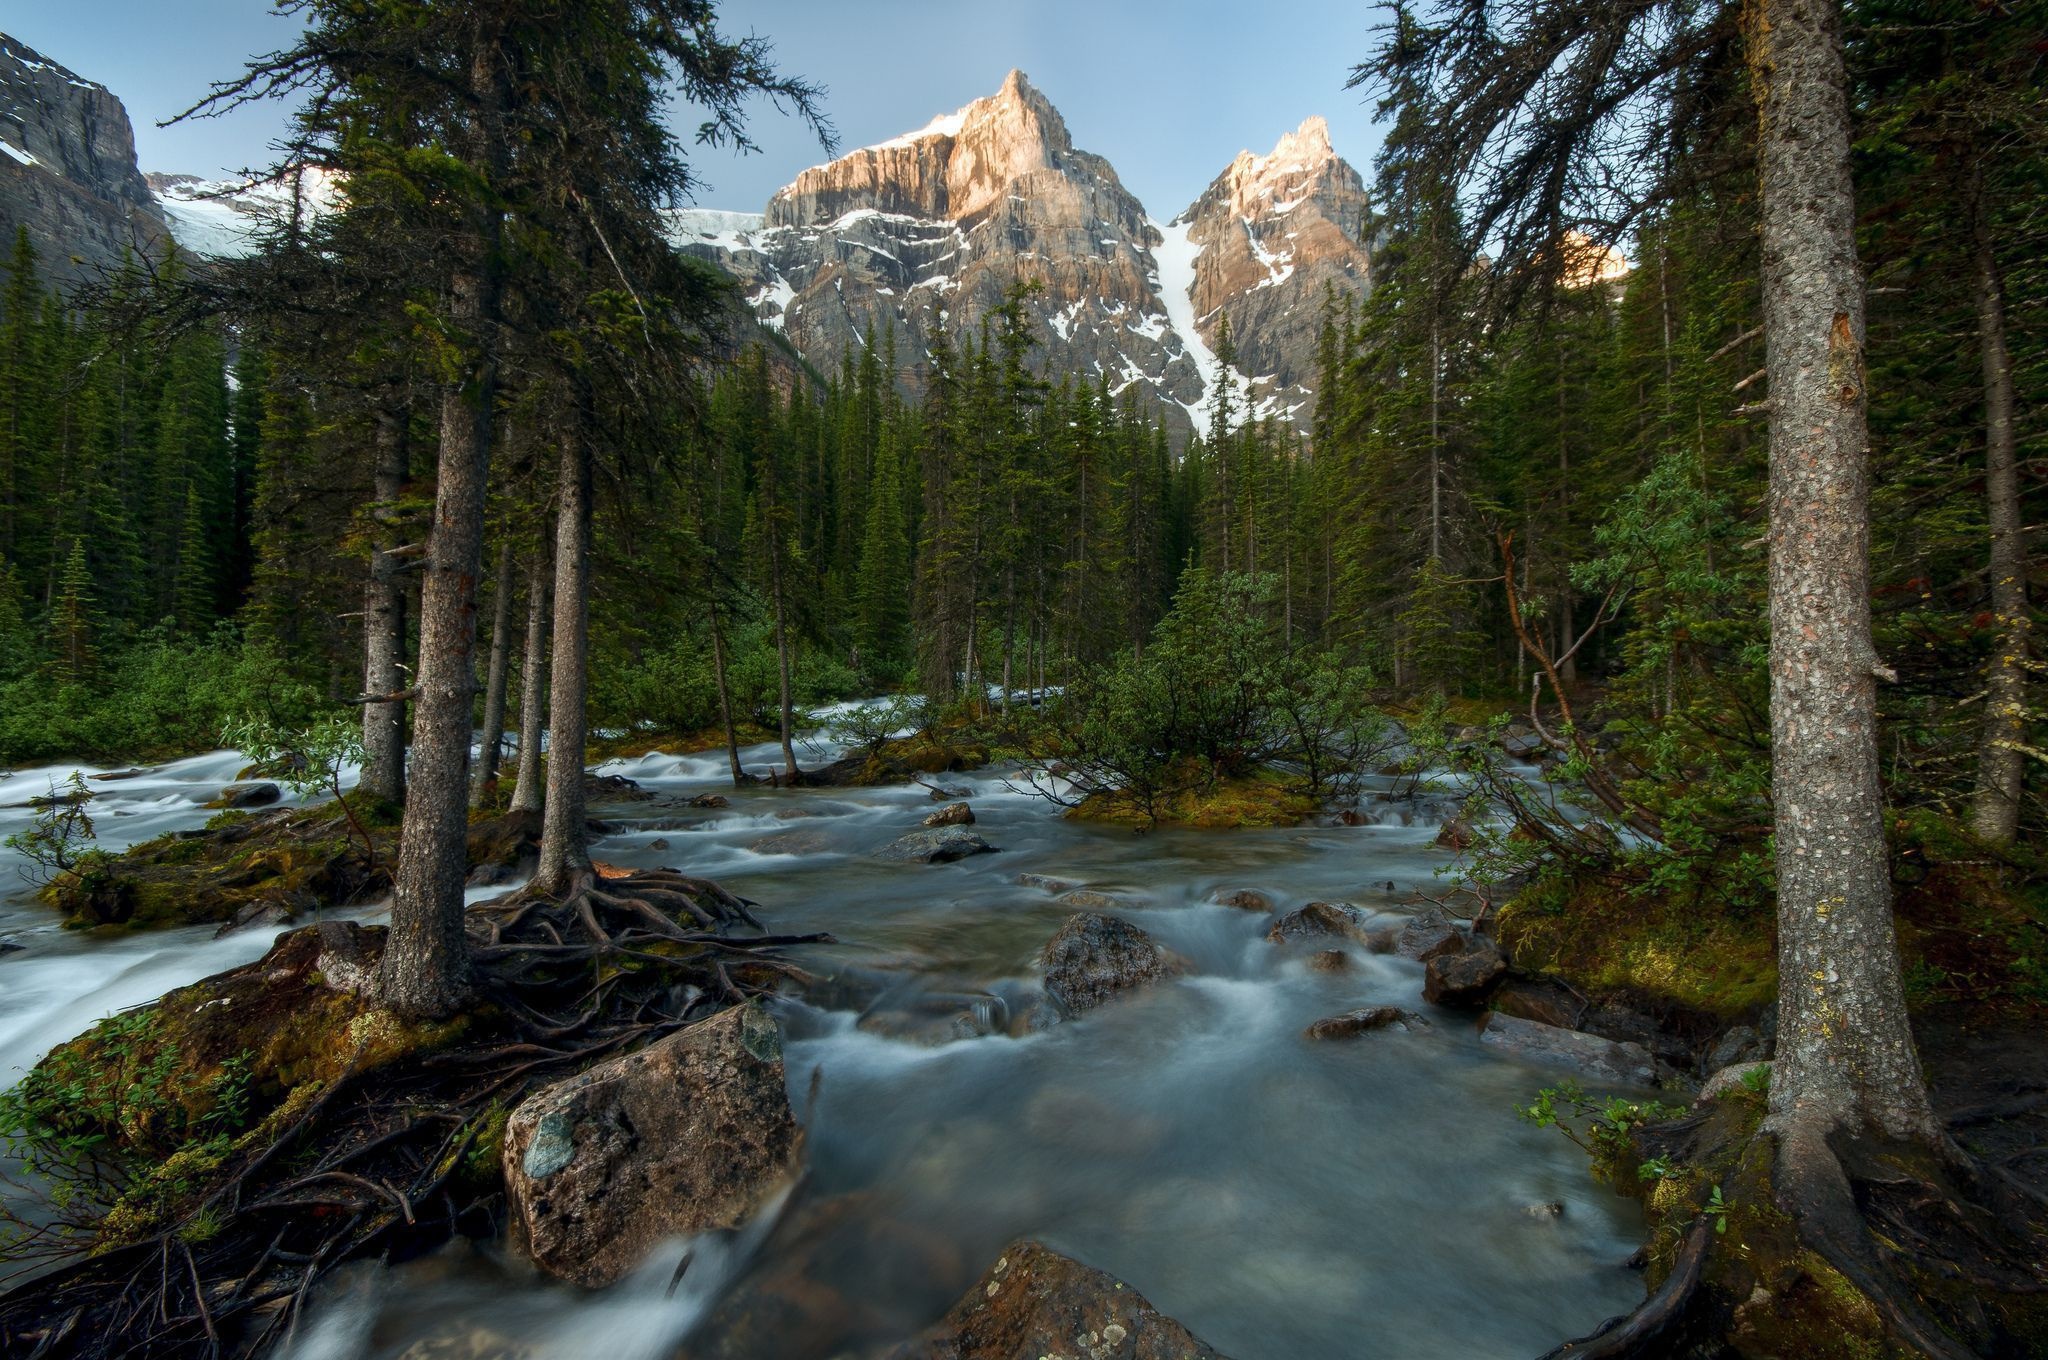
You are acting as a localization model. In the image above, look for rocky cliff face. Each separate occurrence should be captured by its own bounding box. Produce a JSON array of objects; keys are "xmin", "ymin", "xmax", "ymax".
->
[
  {"xmin": 0, "ymin": 35, "xmax": 165, "ymax": 287},
  {"xmin": 1173, "ymin": 116, "xmax": 1374, "ymax": 428},
  {"xmin": 672, "ymin": 73, "xmax": 1374, "ymax": 441}
]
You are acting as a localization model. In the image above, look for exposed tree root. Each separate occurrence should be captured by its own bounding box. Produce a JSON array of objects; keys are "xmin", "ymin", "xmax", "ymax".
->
[
  {"xmin": 0, "ymin": 867, "xmax": 830, "ymax": 1360},
  {"xmin": 1534, "ymin": 1103, "xmax": 2048, "ymax": 1360}
]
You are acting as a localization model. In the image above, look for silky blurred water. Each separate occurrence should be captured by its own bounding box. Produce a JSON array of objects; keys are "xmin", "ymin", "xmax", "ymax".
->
[{"xmin": 0, "ymin": 720, "xmax": 1645, "ymax": 1359}]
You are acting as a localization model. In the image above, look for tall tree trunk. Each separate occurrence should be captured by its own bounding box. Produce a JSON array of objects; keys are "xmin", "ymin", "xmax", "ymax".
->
[
  {"xmin": 1966, "ymin": 158, "xmax": 2027, "ymax": 847},
  {"xmin": 1750, "ymin": 0, "xmax": 1939, "ymax": 1146},
  {"xmin": 470, "ymin": 537, "xmax": 515, "ymax": 805},
  {"xmin": 1556, "ymin": 340, "xmax": 1577, "ymax": 684},
  {"xmin": 768, "ymin": 532, "xmax": 798, "ymax": 780},
  {"xmin": 359, "ymin": 400, "xmax": 411, "ymax": 806},
  {"xmin": 535, "ymin": 429, "xmax": 593, "ymax": 893},
  {"xmin": 508, "ymin": 539, "xmax": 549, "ymax": 814},
  {"xmin": 379, "ymin": 34, "xmax": 507, "ymax": 1021},
  {"xmin": 708, "ymin": 589, "xmax": 745, "ymax": 787},
  {"xmin": 380, "ymin": 268, "xmax": 497, "ymax": 1020}
]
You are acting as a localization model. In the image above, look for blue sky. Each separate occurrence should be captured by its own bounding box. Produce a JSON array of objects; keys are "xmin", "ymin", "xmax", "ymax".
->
[{"xmin": 2, "ymin": 0, "xmax": 1392, "ymax": 215}]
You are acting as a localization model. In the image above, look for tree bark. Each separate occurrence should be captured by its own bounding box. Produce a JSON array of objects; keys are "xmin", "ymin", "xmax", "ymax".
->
[
  {"xmin": 770, "ymin": 544, "xmax": 798, "ymax": 779},
  {"xmin": 359, "ymin": 399, "xmax": 411, "ymax": 806},
  {"xmin": 1966, "ymin": 157, "xmax": 2028, "ymax": 847},
  {"xmin": 379, "ymin": 262, "xmax": 496, "ymax": 1020},
  {"xmin": 1749, "ymin": 0, "xmax": 1940, "ymax": 1145},
  {"xmin": 534, "ymin": 428, "xmax": 593, "ymax": 893},
  {"xmin": 508, "ymin": 539, "xmax": 549, "ymax": 814},
  {"xmin": 708, "ymin": 588, "xmax": 745, "ymax": 786},
  {"xmin": 379, "ymin": 37, "xmax": 505, "ymax": 1021},
  {"xmin": 470, "ymin": 537, "xmax": 515, "ymax": 805}
]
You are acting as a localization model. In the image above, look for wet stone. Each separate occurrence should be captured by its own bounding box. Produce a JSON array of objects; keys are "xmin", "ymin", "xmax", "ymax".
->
[
  {"xmin": 1266, "ymin": 900, "xmax": 1372, "ymax": 945},
  {"xmin": 924, "ymin": 801, "xmax": 975, "ymax": 827},
  {"xmin": 1041, "ymin": 912, "xmax": 1179, "ymax": 1016},
  {"xmin": 883, "ymin": 1240, "xmax": 1231, "ymax": 1360},
  {"xmin": 1478, "ymin": 1012, "xmax": 1657, "ymax": 1088},
  {"xmin": 1307, "ymin": 949, "xmax": 1349, "ymax": 973},
  {"xmin": 1303, "ymin": 1006, "xmax": 1426, "ymax": 1040},
  {"xmin": 876, "ymin": 828, "xmax": 999, "ymax": 863},
  {"xmin": 1423, "ymin": 937, "xmax": 1506, "ymax": 1006}
]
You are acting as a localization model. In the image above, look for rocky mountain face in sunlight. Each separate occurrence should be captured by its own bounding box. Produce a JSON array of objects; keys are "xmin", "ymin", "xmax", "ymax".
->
[
  {"xmin": 0, "ymin": 36, "xmax": 1378, "ymax": 440},
  {"xmin": 671, "ymin": 71, "xmax": 1377, "ymax": 439},
  {"xmin": 0, "ymin": 35, "xmax": 166, "ymax": 287}
]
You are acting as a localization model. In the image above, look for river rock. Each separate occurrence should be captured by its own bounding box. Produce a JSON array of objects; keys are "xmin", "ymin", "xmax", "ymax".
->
[
  {"xmin": 753, "ymin": 827, "xmax": 837, "ymax": 856},
  {"xmin": 1307, "ymin": 949, "xmax": 1349, "ymax": 973},
  {"xmin": 1213, "ymin": 888, "xmax": 1275, "ymax": 913},
  {"xmin": 584, "ymin": 772, "xmax": 655, "ymax": 802},
  {"xmin": 689, "ymin": 793, "xmax": 730, "ymax": 808},
  {"xmin": 1435, "ymin": 816, "xmax": 1477, "ymax": 850},
  {"xmin": 1491, "ymin": 976, "xmax": 1585, "ymax": 1030},
  {"xmin": 1265, "ymin": 900, "xmax": 1372, "ymax": 946},
  {"xmin": 1704, "ymin": 1023, "xmax": 1765, "ymax": 1074},
  {"xmin": 885, "ymin": 1240, "xmax": 1230, "ymax": 1360},
  {"xmin": 214, "ymin": 782, "xmax": 282, "ymax": 810},
  {"xmin": 1016, "ymin": 872, "xmax": 1077, "ymax": 893},
  {"xmin": 1041, "ymin": 913, "xmax": 1178, "ymax": 1016},
  {"xmin": 502, "ymin": 1002, "xmax": 801, "ymax": 1288},
  {"xmin": 1477, "ymin": 1012, "xmax": 1656, "ymax": 1088},
  {"xmin": 876, "ymin": 827, "xmax": 998, "ymax": 863},
  {"xmin": 1393, "ymin": 906, "xmax": 1464, "ymax": 961},
  {"xmin": 1698, "ymin": 1059, "xmax": 1771, "ymax": 1103},
  {"xmin": 930, "ymin": 784, "xmax": 972, "ymax": 801},
  {"xmin": 1057, "ymin": 888, "xmax": 1134, "ymax": 912},
  {"xmin": 924, "ymin": 801, "xmax": 975, "ymax": 827},
  {"xmin": 1304, "ymin": 1006, "xmax": 1426, "ymax": 1040},
  {"xmin": 1422, "ymin": 938, "xmax": 1506, "ymax": 1006}
]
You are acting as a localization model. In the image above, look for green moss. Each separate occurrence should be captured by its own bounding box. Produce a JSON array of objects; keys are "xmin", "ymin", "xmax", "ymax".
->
[
  {"xmin": 1496, "ymin": 872, "xmax": 1778, "ymax": 1020},
  {"xmin": 1070, "ymin": 768, "xmax": 1320, "ymax": 828}
]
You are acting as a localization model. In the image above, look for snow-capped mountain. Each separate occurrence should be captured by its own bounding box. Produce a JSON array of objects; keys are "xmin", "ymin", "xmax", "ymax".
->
[
  {"xmin": 147, "ymin": 169, "xmax": 343, "ymax": 258},
  {"xmin": 671, "ymin": 72, "xmax": 1375, "ymax": 438},
  {"xmin": 0, "ymin": 34, "xmax": 1373, "ymax": 440}
]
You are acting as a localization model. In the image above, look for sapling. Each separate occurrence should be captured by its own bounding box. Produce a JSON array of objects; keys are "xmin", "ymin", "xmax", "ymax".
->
[{"xmin": 222, "ymin": 716, "xmax": 380, "ymax": 876}]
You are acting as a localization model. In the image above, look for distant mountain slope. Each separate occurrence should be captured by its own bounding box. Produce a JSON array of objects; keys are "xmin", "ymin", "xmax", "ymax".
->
[
  {"xmin": 671, "ymin": 72, "xmax": 1376, "ymax": 440},
  {"xmin": 0, "ymin": 34, "xmax": 166, "ymax": 287}
]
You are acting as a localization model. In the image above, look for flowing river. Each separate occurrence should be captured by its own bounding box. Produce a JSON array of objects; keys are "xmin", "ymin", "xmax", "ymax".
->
[{"xmin": 0, "ymin": 720, "xmax": 1645, "ymax": 1360}]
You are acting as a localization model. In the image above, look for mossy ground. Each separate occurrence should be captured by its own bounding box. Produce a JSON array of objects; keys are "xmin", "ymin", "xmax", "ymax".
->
[
  {"xmin": 1496, "ymin": 873, "xmax": 1780, "ymax": 1022},
  {"xmin": 5, "ymin": 925, "xmax": 474, "ymax": 1247},
  {"xmin": 1069, "ymin": 768, "xmax": 1320, "ymax": 829},
  {"xmin": 40, "ymin": 800, "xmax": 543, "ymax": 933}
]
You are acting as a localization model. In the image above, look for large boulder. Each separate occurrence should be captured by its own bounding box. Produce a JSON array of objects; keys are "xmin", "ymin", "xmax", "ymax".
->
[
  {"xmin": 1041, "ymin": 913, "xmax": 1179, "ymax": 1016},
  {"xmin": 1422, "ymin": 937, "xmax": 1507, "ymax": 1006},
  {"xmin": 885, "ymin": 1240, "xmax": 1230, "ymax": 1360},
  {"xmin": 876, "ymin": 827, "xmax": 999, "ymax": 863},
  {"xmin": 502, "ymin": 1003, "xmax": 802, "ymax": 1288},
  {"xmin": 1478, "ymin": 1012, "xmax": 1657, "ymax": 1088},
  {"xmin": 1264, "ymin": 900, "xmax": 1371, "ymax": 945}
]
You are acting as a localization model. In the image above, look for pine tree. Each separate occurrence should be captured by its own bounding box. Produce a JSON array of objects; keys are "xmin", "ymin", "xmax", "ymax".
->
[{"xmin": 47, "ymin": 539, "xmax": 96, "ymax": 683}]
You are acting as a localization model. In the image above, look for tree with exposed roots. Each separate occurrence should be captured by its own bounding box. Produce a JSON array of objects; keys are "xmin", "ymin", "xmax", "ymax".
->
[{"xmin": 187, "ymin": 0, "xmax": 831, "ymax": 1019}]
